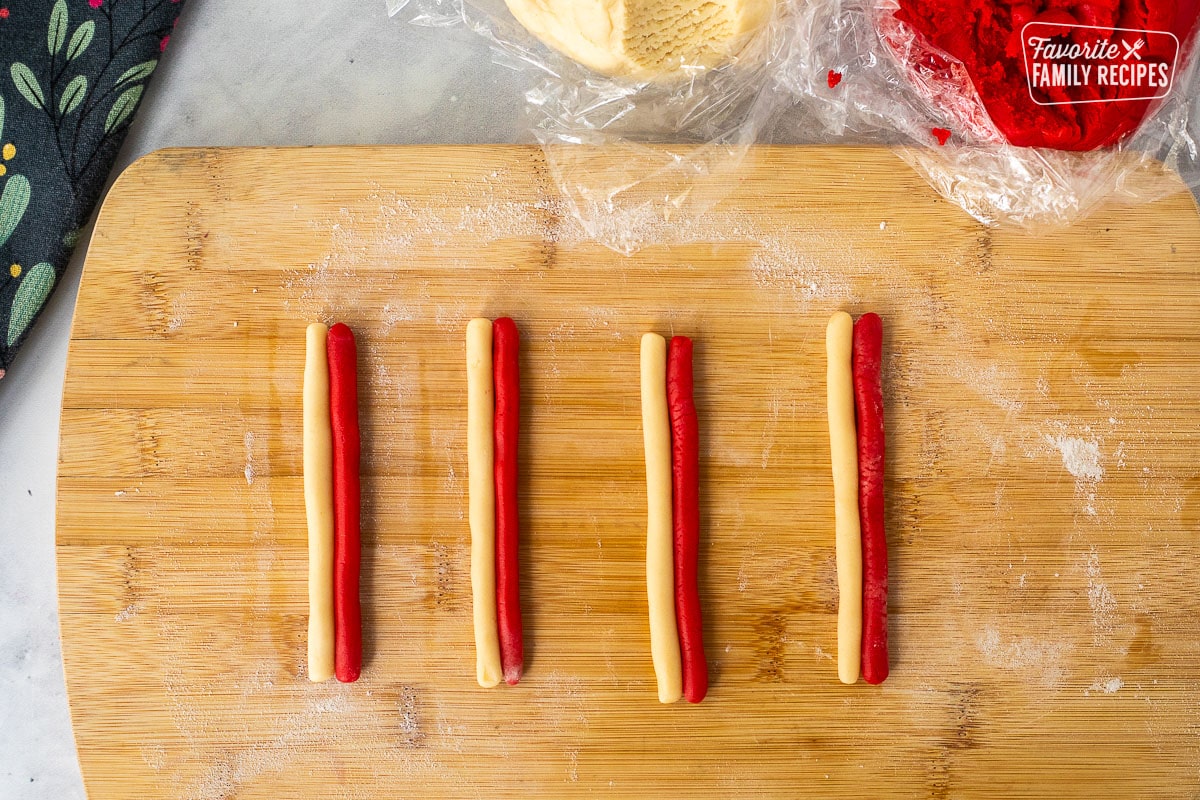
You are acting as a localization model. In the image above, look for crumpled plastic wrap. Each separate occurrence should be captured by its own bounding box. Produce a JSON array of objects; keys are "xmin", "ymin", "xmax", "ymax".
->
[
  {"xmin": 389, "ymin": 0, "xmax": 1200, "ymax": 238},
  {"xmin": 388, "ymin": 0, "xmax": 789, "ymax": 253},
  {"xmin": 779, "ymin": 0, "xmax": 1200, "ymax": 227}
]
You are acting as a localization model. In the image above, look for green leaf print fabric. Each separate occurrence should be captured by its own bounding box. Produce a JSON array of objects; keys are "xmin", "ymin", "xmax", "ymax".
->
[{"xmin": 0, "ymin": 0, "xmax": 185, "ymax": 379}]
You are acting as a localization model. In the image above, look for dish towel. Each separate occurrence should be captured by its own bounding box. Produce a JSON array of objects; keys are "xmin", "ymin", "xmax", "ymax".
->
[{"xmin": 0, "ymin": 0, "xmax": 184, "ymax": 380}]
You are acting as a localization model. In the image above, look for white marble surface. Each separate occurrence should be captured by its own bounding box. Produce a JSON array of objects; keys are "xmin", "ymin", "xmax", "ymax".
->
[{"xmin": 0, "ymin": 2, "xmax": 526, "ymax": 796}]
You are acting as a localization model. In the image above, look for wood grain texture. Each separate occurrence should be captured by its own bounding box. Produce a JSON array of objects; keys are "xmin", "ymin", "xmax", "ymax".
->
[{"xmin": 58, "ymin": 145, "xmax": 1200, "ymax": 799}]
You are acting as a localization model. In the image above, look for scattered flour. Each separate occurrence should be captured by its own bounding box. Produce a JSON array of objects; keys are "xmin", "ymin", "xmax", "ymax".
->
[
  {"xmin": 1046, "ymin": 434, "xmax": 1104, "ymax": 482},
  {"xmin": 433, "ymin": 301, "xmax": 468, "ymax": 334},
  {"xmin": 1086, "ymin": 676, "xmax": 1124, "ymax": 695},
  {"xmin": 1083, "ymin": 546, "xmax": 1117, "ymax": 646},
  {"xmin": 748, "ymin": 239, "xmax": 853, "ymax": 304},
  {"xmin": 1045, "ymin": 432, "xmax": 1105, "ymax": 515},
  {"xmin": 140, "ymin": 744, "xmax": 167, "ymax": 772},
  {"xmin": 736, "ymin": 560, "xmax": 750, "ymax": 593},
  {"xmin": 581, "ymin": 306, "xmax": 620, "ymax": 339},
  {"xmin": 976, "ymin": 626, "xmax": 1072, "ymax": 687},
  {"xmin": 397, "ymin": 691, "xmax": 422, "ymax": 745},
  {"xmin": 381, "ymin": 301, "xmax": 415, "ymax": 333},
  {"xmin": 947, "ymin": 360, "xmax": 1025, "ymax": 414},
  {"xmin": 185, "ymin": 719, "xmax": 312, "ymax": 799},
  {"xmin": 761, "ymin": 389, "xmax": 783, "ymax": 469},
  {"xmin": 167, "ymin": 292, "xmax": 191, "ymax": 332},
  {"xmin": 243, "ymin": 432, "xmax": 256, "ymax": 486},
  {"xmin": 114, "ymin": 603, "xmax": 142, "ymax": 623}
]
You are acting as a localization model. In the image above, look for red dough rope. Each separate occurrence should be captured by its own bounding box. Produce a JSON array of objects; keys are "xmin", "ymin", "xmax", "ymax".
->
[
  {"xmin": 327, "ymin": 323, "xmax": 362, "ymax": 684},
  {"xmin": 667, "ymin": 337, "xmax": 708, "ymax": 703},
  {"xmin": 493, "ymin": 317, "xmax": 524, "ymax": 686},
  {"xmin": 852, "ymin": 313, "xmax": 888, "ymax": 685}
]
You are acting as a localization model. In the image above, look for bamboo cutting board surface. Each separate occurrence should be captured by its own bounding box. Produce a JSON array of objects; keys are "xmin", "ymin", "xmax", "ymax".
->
[{"xmin": 58, "ymin": 146, "xmax": 1200, "ymax": 799}]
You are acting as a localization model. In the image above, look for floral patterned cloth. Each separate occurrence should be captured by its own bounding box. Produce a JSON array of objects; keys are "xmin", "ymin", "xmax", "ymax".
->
[{"xmin": 0, "ymin": 0, "xmax": 183, "ymax": 379}]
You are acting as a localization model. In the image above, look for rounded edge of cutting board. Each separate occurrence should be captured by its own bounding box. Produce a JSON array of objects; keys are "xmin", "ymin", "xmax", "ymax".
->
[{"xmin": 54, "ymin": 144, "xmax": 1200, "ymax": 800}]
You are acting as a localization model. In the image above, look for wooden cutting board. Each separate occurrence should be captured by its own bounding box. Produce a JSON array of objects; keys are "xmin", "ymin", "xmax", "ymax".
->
[{"xmin": 58, "ymin": 146, "xmax": 1200, "ymax": 799}]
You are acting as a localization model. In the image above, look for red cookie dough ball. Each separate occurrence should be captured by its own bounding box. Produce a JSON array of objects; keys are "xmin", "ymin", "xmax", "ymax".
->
[{"xmin": 889, "ymin": 0, "xmax": 1200, "ymax": 150}]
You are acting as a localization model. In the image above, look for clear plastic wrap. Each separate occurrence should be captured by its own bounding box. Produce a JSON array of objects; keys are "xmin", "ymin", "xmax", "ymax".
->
[
  {"xmin": 779, "ymin": 0, "xmax": 1200, "ymax": 227},
  {"xmin": 387, "ymin": 0, "xmax": 789, "ymax": 253}
]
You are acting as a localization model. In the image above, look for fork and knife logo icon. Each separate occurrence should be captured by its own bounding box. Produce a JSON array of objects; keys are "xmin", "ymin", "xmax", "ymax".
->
[{"xmin": 1122, "ymin": 38, "xmax": 1145, "ymax": 61}]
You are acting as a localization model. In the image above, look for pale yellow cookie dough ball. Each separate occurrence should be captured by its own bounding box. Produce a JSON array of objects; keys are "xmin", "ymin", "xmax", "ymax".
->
[{"xmin": 505, "ymin": 0, "xmax": 772, "ymax": 79}]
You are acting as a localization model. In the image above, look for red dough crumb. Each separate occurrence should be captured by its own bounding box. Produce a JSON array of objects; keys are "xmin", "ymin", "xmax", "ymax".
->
[
  {"xmin": 893, "ymin": 0, "xmax": 1200, "ymax": 150},
  {"xmin": 327, "ymin": 323, "xmax": 362, "ymax": 684},
  {"xmin": 493, "ymin": 317, "xmax": 524, "ymax": 686},
  {"xmin": 828, "ymin": 69, "xmax": 844, "ymax": 89},
  {"xmin": 932, "ymin": 127, "xmax": 951, "ymax": 145}
]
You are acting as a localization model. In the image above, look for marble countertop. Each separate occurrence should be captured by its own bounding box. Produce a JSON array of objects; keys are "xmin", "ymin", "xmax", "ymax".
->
[{"xmin": 0, "ymin": 1, "xmax": 526, "ymax": 795}]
